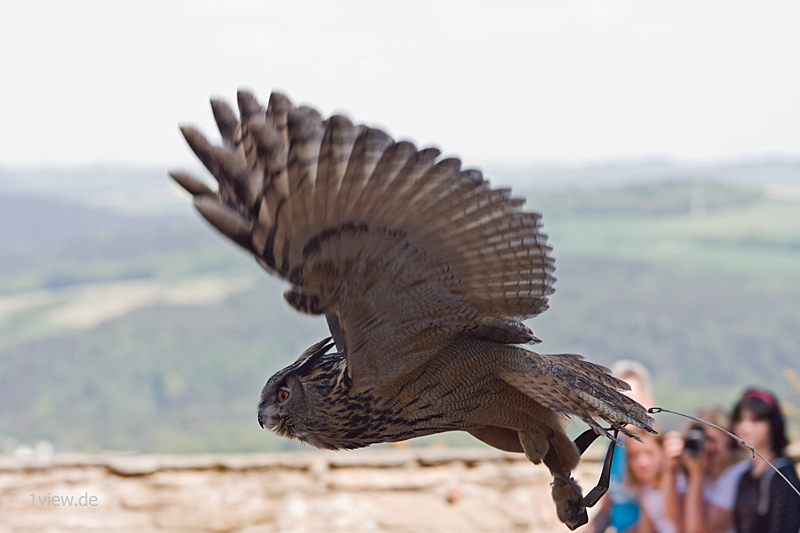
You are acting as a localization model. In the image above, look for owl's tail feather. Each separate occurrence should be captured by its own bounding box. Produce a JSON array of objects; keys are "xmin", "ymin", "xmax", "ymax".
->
[{"xmin": 500, "ymin": 351, "xmax": 656, "ymax": 443}]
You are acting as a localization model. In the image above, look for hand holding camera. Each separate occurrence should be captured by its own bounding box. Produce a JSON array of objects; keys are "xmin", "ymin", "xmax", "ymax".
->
[
  {"xmin": 681, "ymin": 423, "xmax": 709, "ymax": 474},
  {"xmin": 682, "ymin": 423, "xmax": 708, "ymax": 457}
]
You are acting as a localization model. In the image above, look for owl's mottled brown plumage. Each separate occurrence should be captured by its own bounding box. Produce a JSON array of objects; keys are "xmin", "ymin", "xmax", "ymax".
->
[{"xmin": 171, "ymin": 90, "xmax": 655, "ymax": 529}]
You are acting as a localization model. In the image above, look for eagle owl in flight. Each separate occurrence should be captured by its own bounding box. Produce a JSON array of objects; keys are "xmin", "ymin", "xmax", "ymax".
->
[{"xmin": 171, "ymin": 90, "xmax": 655, "ymax": 529}]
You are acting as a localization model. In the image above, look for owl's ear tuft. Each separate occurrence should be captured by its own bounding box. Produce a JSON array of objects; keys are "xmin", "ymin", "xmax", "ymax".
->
[{"xmin": 295, "ymin": 337, "xmax": 334, "ymax": 364}]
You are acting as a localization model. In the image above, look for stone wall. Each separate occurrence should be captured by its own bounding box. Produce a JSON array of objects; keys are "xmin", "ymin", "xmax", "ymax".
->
[
  {"xmin": 0, "ymin": 448, "xmax": 605, "ymax": 533},
  {"xmin": 3, "ymin": 446, "xmax": 798, "ymax": 533}
]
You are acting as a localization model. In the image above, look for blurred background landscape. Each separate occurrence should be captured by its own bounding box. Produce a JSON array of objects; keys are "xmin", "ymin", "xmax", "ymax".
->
[
  {"xmin": 2, "ymin": 3, "xmax": 799, "ymax": 532},
  {"xmin": 1, "ymin": 160, "xmax": 799, "ymax": 454},
  {"xmin": 2, "ymin": 0, "xmax": 799, "ymax": 458}
]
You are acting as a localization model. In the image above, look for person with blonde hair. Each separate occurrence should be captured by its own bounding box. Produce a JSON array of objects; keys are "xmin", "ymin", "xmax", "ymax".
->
[
  {"xmin": 587, "ymin": 360, "xmax": 655, "ymax": 533},
  {"xmin": 625, "ymin": 428, "xmax": 679, "ymax": 533}
]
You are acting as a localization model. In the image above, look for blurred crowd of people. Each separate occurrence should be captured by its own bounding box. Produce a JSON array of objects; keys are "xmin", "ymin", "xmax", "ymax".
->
[{"xmin": 584, "ymin": 360, "xmax": 800, "ymax": 533}]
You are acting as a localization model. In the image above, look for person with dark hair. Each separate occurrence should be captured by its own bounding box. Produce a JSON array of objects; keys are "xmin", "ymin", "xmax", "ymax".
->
[{"xmin": 731, "ymin": 388, "xmax": 800, "ymax": 533}]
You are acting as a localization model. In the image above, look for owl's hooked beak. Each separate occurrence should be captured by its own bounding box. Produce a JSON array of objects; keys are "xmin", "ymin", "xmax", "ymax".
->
[
  {"xmin": 258, "ymin": 401, "xmax": 299, "ymax": 441},
  {"xmin": 257, "ymin": 402, "xmax": 279, "ymax": 432},
  {"xmin": 257, "ymin": 405, "xmax": 269, "ymax": 430}
]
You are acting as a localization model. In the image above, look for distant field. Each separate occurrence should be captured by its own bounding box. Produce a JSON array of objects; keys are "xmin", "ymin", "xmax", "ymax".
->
[
  {"xmin": 541, "ymin": 200, "xmax": 800, "ymax": 279},
  {"xmin": 1, "ymin": 178, "xmax": 798, "ymax": 453}
]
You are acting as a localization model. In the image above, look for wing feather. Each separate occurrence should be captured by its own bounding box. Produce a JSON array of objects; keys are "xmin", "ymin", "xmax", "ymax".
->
[{"xmin": 173, "ymin": 90, "xmax": 557, "ymax": 391}]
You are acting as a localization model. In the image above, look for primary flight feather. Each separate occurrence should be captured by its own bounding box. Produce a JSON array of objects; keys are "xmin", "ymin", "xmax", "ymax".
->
[{"xmin": 171, "ymin": 90, "xmax": 655, "ymax": 529}]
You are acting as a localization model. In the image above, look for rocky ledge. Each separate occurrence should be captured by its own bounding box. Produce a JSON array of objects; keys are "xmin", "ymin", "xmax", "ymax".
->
[{"xmin": 0, "ymin": 447, "xmax": 606, "ymax": 533}]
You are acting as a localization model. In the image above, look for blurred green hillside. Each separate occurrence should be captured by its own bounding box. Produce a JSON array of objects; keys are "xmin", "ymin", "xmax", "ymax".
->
[{"xmin": 1, "ymin": 167, "xmax": 799, "ymax": 452}]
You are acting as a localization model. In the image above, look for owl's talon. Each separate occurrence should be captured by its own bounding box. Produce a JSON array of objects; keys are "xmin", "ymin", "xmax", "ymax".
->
[
  {"xmin": 552, "ymin": 474, "xmax": 588, "ymax": 530},
  {"xmin": 542, "ymin": 438, "xmax": 588, "ymax": 529}
]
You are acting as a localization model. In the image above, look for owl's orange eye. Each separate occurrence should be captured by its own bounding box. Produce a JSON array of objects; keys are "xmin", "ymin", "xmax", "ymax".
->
[{"xmin": 276, "ymin": 388, "xmax": 290, "ymax": 403}]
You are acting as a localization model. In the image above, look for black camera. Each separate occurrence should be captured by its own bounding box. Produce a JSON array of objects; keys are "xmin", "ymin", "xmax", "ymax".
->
[{"xmin": 683, "ymin": 423, "xmax": 708, "ymax": 457}]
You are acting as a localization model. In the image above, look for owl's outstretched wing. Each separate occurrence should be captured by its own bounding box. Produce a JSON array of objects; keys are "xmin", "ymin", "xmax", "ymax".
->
[{"xmin": 172, "ymin": 90, "xmax": 555, "ymax": 392}]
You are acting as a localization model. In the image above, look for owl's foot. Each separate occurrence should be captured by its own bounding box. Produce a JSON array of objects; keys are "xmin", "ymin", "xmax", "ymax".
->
[
  {"xmin": 543, "ymin": 442, "xmax": 586, "ymax": 530},
  {"xmin": 551, "ymin": 473, "xmax": 588, "ymax": 530},
  {"xmin": 549, "ymin": 427, "xmax": 621, "ymax": 528},
  {"xmin": 541, "ymin": 439, "xmax": 587, "ymax": 530},
  {"xmin": 519, "ymin": 427, "xmax": 616, "ymax": 529}
]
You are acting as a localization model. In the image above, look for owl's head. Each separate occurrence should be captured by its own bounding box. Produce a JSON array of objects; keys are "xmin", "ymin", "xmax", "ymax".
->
[{"xmin": 257, "ymin": 337, "xmax": 342, "ymax": 447}]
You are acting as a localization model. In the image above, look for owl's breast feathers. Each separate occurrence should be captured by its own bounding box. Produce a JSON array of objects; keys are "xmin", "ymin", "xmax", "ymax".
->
[{"xmin": 285, "ymin": 348, "xmax": 471, "ymax": 450}]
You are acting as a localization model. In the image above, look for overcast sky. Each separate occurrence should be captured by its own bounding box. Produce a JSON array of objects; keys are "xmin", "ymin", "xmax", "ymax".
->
[{"xmin": 1, "ymin": 0, "xmax": 798, "ymax": 169}]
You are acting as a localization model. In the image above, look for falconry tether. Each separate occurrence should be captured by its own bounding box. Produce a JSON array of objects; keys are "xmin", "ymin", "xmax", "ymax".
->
[{"xmin": 171, "ymin": 90, "xmax": 655, "ymax": 529}]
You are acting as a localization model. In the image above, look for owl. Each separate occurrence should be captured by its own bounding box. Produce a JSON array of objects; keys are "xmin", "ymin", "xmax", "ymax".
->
[{"xmin": 171, "ymin": 90, "xmax": 655, "ymax": 529}]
